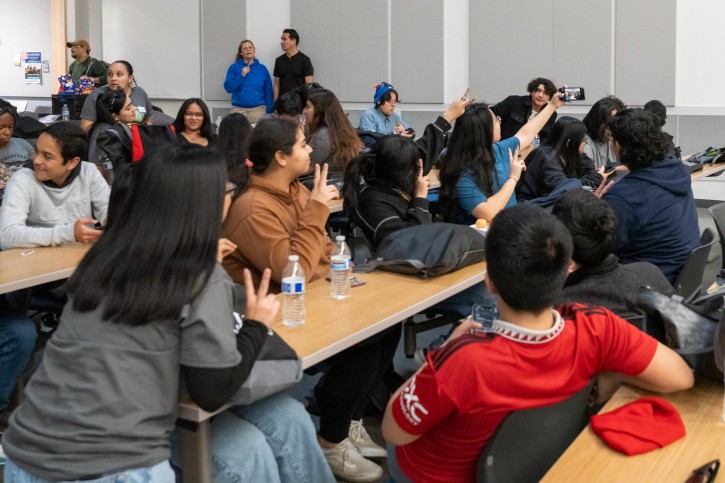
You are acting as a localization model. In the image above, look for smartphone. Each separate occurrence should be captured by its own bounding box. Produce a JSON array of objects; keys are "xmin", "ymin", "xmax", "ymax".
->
[
  {"xmin": 603, "ymin": 164, "xmax": 616, "ymax": 174},
  {"xmin": 559, "ymin": 86, "xmax": 586, "ymax": 101},
  {"xmin": 469, "ymin": 303, "xmax": 497, "ymax": 333}
]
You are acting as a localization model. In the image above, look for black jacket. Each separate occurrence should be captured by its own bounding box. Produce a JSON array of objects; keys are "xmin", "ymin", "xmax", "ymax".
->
[
  {"xmin": 517, "ymin": 147, "xmax": 602, "ymax": 201},
  {"xmin": 491, "ymin": 95, "xmax": 557, "ymax": 143}
]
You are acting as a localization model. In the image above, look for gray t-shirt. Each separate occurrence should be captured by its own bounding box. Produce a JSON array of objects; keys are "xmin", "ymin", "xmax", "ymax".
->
[
  {"xmin": 81, "ymin": 85, "xmax": 154, "ymax": 124},
  {"xmin": 4, "ymin": 264, "xmax": 242, "ymax": 480},
  {"xmin": 0, "ymin": 137, "xmax": 34, "ymax": 204}
]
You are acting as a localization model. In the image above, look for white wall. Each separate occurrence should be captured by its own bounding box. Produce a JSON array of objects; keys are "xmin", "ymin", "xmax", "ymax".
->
[
  {"xmin": 247, "ymin": 0, "xmax": 290, "ymax": 70},
  {"xmin": 0, "ymin": 0, "xmax": 54, "ymax": 98},
  {"xmin": 101, "ymin": 0, "xmax": 201, "ymax": 99},
  {"xmin": 675, "ymin": 0, "xmax": 725, "ymax": 107}
]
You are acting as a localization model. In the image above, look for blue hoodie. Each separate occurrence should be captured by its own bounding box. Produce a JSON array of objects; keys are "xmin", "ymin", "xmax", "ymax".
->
[
  {"xmin": 603, "ymin": 156, "xmax": 700, "ymax": 283},
  {"xmin": 224, "ymin": 58, "xmax": 274, "ymax": 113}
]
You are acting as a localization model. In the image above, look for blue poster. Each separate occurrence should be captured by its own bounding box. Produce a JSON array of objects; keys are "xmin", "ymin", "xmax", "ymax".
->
[{"xmin": 26, "ymin": 51, "xmax": 42, "ymax": 63}]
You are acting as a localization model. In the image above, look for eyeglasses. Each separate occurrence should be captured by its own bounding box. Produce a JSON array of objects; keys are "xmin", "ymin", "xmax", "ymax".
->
[
  {"xmin": 685, "ymin": 460, "xmax": 720, "ymax": 483},
  {"xmin": 184, "ymin": 112, "xmax": 204, "ymax": 118}
]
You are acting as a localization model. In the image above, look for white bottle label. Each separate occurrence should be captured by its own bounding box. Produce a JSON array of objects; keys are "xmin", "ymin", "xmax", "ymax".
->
[
  {"xmin": 331, "ymin": 256, "xmax": 351, "ymax": 271},
  {"xmin": 281, "ymin": 276, "xmax": 305, "ymax": 294}
]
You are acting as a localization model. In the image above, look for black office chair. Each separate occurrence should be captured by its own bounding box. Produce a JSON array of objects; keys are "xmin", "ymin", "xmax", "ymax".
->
[
  {"xmin": 708, "ymin": 201, "xmax": 725, "ymax": 269},
  {"xmin": 674, "ymin": 228, "xmax": 717, "ymax": 303},
  {"xmin": 477, "ymin": 379, "xmax": 596, "ymax": 483},
  {"xmin": 402, "ymin": 311, "xmax": 460, "ymax": 358}
]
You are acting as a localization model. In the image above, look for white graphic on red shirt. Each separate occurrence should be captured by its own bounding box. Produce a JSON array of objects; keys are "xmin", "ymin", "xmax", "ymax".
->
[{"xmin": 400, "ymin": 376, "xmax": 428, "ymax": 425}]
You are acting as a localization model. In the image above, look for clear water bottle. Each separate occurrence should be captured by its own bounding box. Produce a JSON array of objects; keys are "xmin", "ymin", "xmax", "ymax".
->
[
  {"xmin": 215, "ymin": 115, "xmax": 223, "ymax": 134},
  {"xmin": 281, "ymin": 255, "xmax": 305, "ymax": 326},
  {"xmin": 532, "ymin": 135, "xmax": 540, "ymax": 149},
  {"xmin": 61, "ymin": 103, "xmax": 70, "ymax": 121},
  {"xmin": 330, "ymin": 236, "xmax": 352, "ymax": 300}
]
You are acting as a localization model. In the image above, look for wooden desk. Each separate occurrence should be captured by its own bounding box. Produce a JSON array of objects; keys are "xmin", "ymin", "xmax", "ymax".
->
[
  {"xmin": 691, "ymin": 161, "xmax": 725, "ymax": 181},
  {"xmin": 0, "ymin": 244, "xmax": 90, "ymax": 294},
  {"xmin": 327, "ymin": 168, "xmax": 441, "ymax": 214},
  {"xmin": 177, "ymin": 261, "xmax": 486, "ymax": 482},
  {"xmin": 542, "ymin": 378, "xmax": 725, "ymax": 482}
]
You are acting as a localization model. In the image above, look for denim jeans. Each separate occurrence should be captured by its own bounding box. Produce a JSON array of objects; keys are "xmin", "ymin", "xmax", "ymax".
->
[
  {"xmin": 171, "ymin": 393, "xmax": 334, "ymax": 483},
  {"xmin": 386, "ymin": 443, "xmax": 413, "ymax": 483},
  {"xmin": 0, "ymin": 306, "xmax": 37, "ymax": 411},
  {"xmin": 4, "ymin": 459, "xmax": 175, "ymax": 483},
  {"xmin": 431, "ymin": 281, "xmax": 494, "ymax": 317}
]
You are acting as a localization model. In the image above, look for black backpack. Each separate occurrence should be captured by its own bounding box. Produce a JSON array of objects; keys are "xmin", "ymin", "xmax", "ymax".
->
[{"xmin": 355, "ymin": 223, "xmax": 486, "ymax": 278}]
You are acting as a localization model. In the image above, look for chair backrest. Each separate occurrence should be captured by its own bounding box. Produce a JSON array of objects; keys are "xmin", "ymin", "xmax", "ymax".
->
[
  {"xmin": 674, "ymin": 228, "xmax": 717, "ymax": 302},
  {"xmin": 707, "ymin": 201, "xmax": 725, "ymax": 269},
  {"xmin": 477, "ymin": 379, "xmax": 596, "ymax": 483}
]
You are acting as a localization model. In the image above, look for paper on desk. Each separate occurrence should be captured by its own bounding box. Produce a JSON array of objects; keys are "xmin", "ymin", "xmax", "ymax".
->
[{"xmin": 39, "ymin": 114, "xmax": 61, "ymax": 124}]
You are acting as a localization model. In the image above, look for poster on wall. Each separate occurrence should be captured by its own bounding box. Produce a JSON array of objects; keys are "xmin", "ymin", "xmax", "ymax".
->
[{"xmin": 23, "ymin": 51, "xmax": 42, "ymax": 84}]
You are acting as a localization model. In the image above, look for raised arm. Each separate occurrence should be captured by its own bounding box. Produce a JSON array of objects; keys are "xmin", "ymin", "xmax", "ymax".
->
[{"xmin": 514, "ymin": 92, "xmax": 565, "ymax": 147}]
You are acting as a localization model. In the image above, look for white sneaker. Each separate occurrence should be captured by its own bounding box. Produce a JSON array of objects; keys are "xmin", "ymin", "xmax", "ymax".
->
[
  {"xmin": 323, "ymin": 438, "xmax": 383, "ymax": 482},
  {"xmin": 348, "ymin": 419, "xmax": 387, "ymax": 458}
]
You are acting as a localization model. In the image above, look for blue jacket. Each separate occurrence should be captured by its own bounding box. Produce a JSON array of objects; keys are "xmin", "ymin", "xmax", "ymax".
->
[
  {"xmin": 224, "ymin": 59, "xmax": 273, "ymax": 113},
  {"xmin": 603, "ymin": 156, "xmax": 700, "ymax": 283}
]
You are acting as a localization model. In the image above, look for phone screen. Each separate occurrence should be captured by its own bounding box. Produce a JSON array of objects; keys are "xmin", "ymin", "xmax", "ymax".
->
[{"xmin": 560, "ymin": 87, "xmax": 585, "ymax": 101}]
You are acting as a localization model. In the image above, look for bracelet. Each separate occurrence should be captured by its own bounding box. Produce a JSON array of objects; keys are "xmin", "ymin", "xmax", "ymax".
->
[{"xmin": 508, "ymin": 176, "xmax": 518, "ymax": 183}]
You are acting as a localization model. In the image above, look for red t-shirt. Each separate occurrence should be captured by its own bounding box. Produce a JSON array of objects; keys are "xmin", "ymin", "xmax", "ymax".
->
[{"xmin": 391, "ymin": 304, "xmax": 658, "ymax": 483}]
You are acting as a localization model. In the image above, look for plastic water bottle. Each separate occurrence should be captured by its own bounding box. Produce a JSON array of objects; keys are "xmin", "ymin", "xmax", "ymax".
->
[
  {"xmin": 215, "ymin": 115, "xmax": 223, "ymax": 134},
  {"xmin": 330, "ymin": 236, "xmax": 352, "ymax": 300},
  {"xmin": 532, "ymin": 135, "xmax": 540, "ymax": 149},
  {"xmin": 281, "ymin": 255, "xmax": 305, "ymax": 326},
  {"xmin": 61, "ymin": 103, "xmax": 70, "ymax": 121}
]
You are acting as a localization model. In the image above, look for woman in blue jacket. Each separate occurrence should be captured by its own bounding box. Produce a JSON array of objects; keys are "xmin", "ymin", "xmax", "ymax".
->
[{"xmin": 224, "ymin": 40, "xmax": 274, "ymax": 124}]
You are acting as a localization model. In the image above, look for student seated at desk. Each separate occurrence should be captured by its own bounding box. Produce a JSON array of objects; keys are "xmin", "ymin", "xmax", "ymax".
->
[
  {"xmin": 0, "ymin": 99, "xmax": 34, "ymax": 205},
  {"xmin": 552, "ymin": 189, "xmax": 674, "ymax": 318},
  {"xmin": 223, "ymin": 118, "xmax": 398, "ymax": 482},
  {"xmin": 2, "ymin": 146, "xmax": 333, "ymax": 483},
  {"xmin": 382, "ymin": 204, "xmax": 694, "ymax": 483},
  {"xmin": 602, "ymin": 108, "xmax": 700, "ymax": 283},
  {"xmin": 0, "ymin": 122, "xmax": 109, "ymax": 250},
  {"xmin": 438, "ymin": 91, "xmax": 565, "ymax": 225},
  {"xmin": 516, "ymin": 117, "xmax": 602, "ymax": 202}
]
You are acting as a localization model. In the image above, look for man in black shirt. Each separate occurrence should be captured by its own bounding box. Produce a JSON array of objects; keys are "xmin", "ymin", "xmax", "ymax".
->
[{"xmin": 273, "ymin": 29, "xmax": 314, "ymax": 100}]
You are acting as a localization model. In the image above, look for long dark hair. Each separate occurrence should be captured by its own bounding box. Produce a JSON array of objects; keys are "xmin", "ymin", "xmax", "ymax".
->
[
  {"xmin": 173, "ymin": 98, "xmax": 213, "ymax": 138},
  {"xmin": 217, "ymin": 113, "xmax": 253, "ymax": 192},
  {"xmin": 540, "ymin": 116, "xmax": 588, "ymax": 178},
  {"xmin": 89, "ymin": 89, "xmax": 126, "ymax": 137},
  {"xmin": 582, "ymin": 96, "xmax": 625, "ymax": 142},
  {"xmin": 65, "ymin": 145, "xmax": 226, "ymax": 326},
  {"xmin": 306, "ymin": 89, "xmax": 362, "ymax": 170},
  {"xmin": 439, "ymin": 103, "xmax": 495, "ymax": 223},
  {"xmin": 230, "ymin": 117, "xmax": 299, "ymax": 197},
  {"xmin": 343, "ymin": 135, "xmax": 419, "ymax": 216}
]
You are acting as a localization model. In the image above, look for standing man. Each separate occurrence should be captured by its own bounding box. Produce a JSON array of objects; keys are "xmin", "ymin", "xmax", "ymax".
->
[
  {"xmin": 66, "ymin": 39, "xmax": 108, "ymax": 88},
  {"xmin": 273, "ymin": 29, "xmax": 314, "ymax": 101}
]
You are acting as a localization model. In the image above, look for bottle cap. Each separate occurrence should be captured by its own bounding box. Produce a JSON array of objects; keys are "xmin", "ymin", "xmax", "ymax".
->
[
  {"xmin": 288, "ymin": 254, "xmax": 299, "ymax": 262},
  {"xmin": 336, "ymin": 236, "xmax": 346, "ymax": 241}
]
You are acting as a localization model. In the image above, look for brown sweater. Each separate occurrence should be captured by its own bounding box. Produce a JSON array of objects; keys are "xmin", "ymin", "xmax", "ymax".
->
[{"xmin": 222, "ymin": 174, "xmax": 332, "ymax": 293}]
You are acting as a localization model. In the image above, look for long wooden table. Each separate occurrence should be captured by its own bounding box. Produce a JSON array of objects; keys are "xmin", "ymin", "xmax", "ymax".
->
[
  {"xmin": 542, "ymin": 378, "xmax": 725, "ymax": 482},
  {"xmin": 0, "ymin": 244, "xmax": 90, "ymax": 295},
  {"xmin": 177, "ymin": 261, "xmax": 486, "ymax": 483}
]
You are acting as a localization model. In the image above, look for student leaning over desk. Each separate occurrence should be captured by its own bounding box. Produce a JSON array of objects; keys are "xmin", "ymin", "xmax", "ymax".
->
[
  {"xmin": 0, "ymin": 122, "xmax": 109, "ymax": 250},
  {"xmin": 2, "ymin": 145, "xmax": 333, "ymax": 483},
  {"xmin": 383, "ymin": 205, "xmax": 694, "ymax": 483}
]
